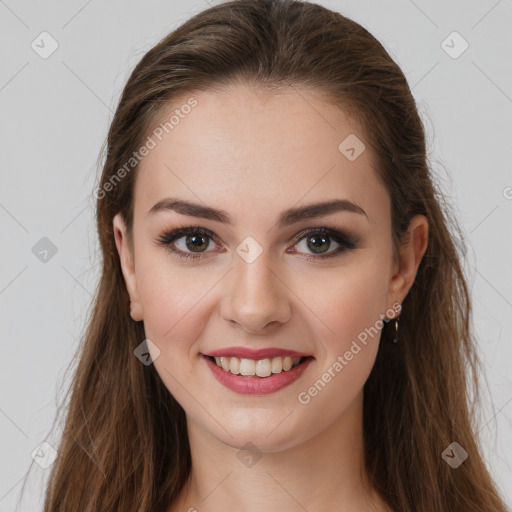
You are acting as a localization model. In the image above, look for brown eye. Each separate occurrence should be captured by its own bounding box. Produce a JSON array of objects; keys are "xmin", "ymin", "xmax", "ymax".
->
[
  {"xmin": 287, "ymin": 227, "xmax": 359, "ymax": 262},
  {"xmin": 183, "ymin": 233, "xmax": 210, "ymax": 252},
  {"xmin": 305, "ymin": 233, "xmax": 331, "ymax": 254},
  {"xmin": 156, "ymin": 226, "xmax": 218, "ymax": 260},
  {"xmin": 157, "ymin": 226, "xmax": 357, "ymax": 262}
]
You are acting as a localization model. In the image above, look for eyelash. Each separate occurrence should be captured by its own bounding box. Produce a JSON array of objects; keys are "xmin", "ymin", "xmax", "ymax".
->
[{"xmin": 155, "ymin": 225, "xmax": 358, "ymax": 262}]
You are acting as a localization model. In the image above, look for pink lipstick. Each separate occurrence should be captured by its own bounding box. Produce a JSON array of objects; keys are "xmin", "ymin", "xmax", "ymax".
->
[{"xmin": 202, "ymin": 352, "xmax": 314, "ymax": 395}]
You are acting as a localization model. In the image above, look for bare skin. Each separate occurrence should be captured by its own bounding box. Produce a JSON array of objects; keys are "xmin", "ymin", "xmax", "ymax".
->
[{"xmin": 113, "ymin": 84, "xmax": 428, "ymax": 512}]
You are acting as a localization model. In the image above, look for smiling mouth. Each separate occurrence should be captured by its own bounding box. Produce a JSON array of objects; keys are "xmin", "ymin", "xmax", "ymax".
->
[{"xmin": 204, "ymin": 354, "xmax": 313, "ymax": 378}]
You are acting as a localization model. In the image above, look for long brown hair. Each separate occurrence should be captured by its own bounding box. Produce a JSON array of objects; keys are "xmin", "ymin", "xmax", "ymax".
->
[{"xmin": 19, "ymin": 1, "xmax": 507, "ymax": 510}]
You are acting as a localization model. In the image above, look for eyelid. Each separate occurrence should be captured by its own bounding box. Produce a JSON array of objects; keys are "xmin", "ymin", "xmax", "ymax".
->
[
  {"xmin": 155, "ymin": 225, "xmax": 219, "ymax": 248},
  {"xmin": 288, "ymin": 226, "xmax": 358, "ymax": 247}
]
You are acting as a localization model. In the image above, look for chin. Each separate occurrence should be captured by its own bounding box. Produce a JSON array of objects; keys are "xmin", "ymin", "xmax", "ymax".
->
[{"xmin": 203, "ymin": 410, "xmax": 311, "ymax": 454}]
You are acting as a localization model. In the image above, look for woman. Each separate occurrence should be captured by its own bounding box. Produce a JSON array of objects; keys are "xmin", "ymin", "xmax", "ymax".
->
[{"xmin": 32, "ymin": 0, "xmax": 508, "ymax": 510}]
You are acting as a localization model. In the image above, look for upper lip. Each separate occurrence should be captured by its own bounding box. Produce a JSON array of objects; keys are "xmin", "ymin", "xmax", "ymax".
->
[{"xmin": 203, "ymin": 346, "xmax": 313, "ymax": 359}]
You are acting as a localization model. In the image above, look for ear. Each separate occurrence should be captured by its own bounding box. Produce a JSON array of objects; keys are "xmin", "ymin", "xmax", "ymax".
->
[
  {"xmin": 113, "ymin": 213, "xmax": 143, "ymax": 321},
  {"xmin": 386, "ymin": 214, "xmax": 429, "ymax": 318}
]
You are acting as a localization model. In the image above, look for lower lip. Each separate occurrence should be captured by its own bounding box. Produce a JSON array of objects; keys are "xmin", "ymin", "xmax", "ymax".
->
[{"xmin": 202, "ymin": 354, "xmax": 314, "ymax": 395}]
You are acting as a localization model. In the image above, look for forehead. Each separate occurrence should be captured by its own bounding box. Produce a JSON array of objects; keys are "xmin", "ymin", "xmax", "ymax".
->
[{"xmin": 133, "ymin": 85, "xmax": 388, "ymax": 228}]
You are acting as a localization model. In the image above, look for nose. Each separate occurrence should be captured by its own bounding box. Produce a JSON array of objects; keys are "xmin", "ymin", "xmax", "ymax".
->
[{"xmin": 220, "ymin": 251, "xmax": 292, "ymax": 334}]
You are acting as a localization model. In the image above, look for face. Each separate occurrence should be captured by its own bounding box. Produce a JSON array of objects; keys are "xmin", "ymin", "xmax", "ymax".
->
[{"xmin": 113, "ymin": 85, "xmax": 421, "ymax": 452}]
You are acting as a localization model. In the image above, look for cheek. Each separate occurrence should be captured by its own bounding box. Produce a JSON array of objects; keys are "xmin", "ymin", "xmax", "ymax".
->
[
  {"xmin": 135, "ymin": 252, "xmax": 212, "ymax": 344},
  {"xmin": 135, "ymin": 259, "xmax": 210, "ymax": 408},
  {"xmin": 299, "ymin": 264, "xmax": 389, "ymax": 406},
  {"xmin": 313, "ymin": 258, "xmax": 389, "ymax": 352},
  {"xmin": 295, "ymin": 271, "xmax": 387, "ymax": 424}
]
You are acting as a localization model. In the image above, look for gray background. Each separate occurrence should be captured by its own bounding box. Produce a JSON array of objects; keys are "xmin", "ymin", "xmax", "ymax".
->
[{"xmin": 1, "ymin": 0, "xmax": 511, "ymax": 510}]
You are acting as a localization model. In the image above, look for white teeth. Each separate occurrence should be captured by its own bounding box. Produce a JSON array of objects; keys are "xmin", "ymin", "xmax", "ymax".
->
[
  {"xmin": 239, "ymin": 358, "xmax": 255, "ymax": 376},
  {"xmin": 255, "ymin": 358, "xmax": 272, "ymax": 377},
  {"xmin": 212, "ymin": 355, "xmax": 303, "ymax": 377},
  {"xmin": 229, "ymin": 357, "xmax": 240, "ymax": 374},
  {"xmin": 271, "ymin": 357, "xmax": 282, "ymax": 373}
]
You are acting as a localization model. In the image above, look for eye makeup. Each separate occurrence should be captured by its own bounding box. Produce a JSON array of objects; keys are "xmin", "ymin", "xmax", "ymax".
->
[{"xmin": 155, "ymin": 224, "xmax": 361, "ymax": 262}]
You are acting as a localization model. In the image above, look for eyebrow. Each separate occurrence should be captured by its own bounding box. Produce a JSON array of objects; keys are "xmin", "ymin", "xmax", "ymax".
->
[{"xmin": 147, "ymin": 197, "xmax": 369, "ymax": 227}]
